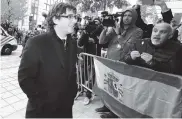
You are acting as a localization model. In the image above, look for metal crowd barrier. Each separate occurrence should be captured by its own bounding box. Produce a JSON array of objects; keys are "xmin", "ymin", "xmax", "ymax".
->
[
  {"xmin": 75, "ymin": 52, "xmax": 98, "ymax": 99},
  {"xmin": 75, "ymin": 52, "xmax": 182, "ymax": 118}
]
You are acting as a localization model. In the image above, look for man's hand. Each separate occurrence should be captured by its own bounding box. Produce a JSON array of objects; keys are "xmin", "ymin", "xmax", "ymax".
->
[
  {"xmin": 77, "ymin": 55, "xmax": 83, "ymax": 65},
  {"xmin": 141, "ymin": 52, "xmax": 153, "ymax": 63},
  {"xmin": 107, "ymin": 27, "xmax": 113, "ymax": 34},
  {"xmin": 77, "ymin": 55, "xmax": 83, "ymax": 61},
  {"xmin": 88, "ymin": 38, "xmax": 95, "ymax": 43},
  {"xmin": 130, "ymin": 51, "xmax": 141, "ymax": 60},
  {"xmin": 132, "ymin": 4, "xmax": 140, "ymax": 9},
  {"xmin": 154, "ymin": 0, "xmax": 165, "ymax": 6},
  {"xmin": 102, "ymin": 26, "xmax": 108, "ymax": 33},
  {"xmin": 101, "ymin": 50, "xmax": 107, "ymax": 58},
  {"xmin": 154, "ymin": 0, "xmax": 169, "ymax": 12},
  {"xmin": 102, "ymin": 26, "xmax": 113, "ymax": 34},
  {"xmin": 171, "ymin": 19, "xmax": 181, "ymax": 29},
  {"xmin": 135, "ymin": 0, "xmax": 142, "ymax": 5}
]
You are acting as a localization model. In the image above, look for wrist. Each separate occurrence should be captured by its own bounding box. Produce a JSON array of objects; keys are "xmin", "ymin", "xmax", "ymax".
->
[
  {"xmin": 131, "ymin": 56, "xmax": 140, "ymax": 60},
  {"xmin": 160, "ymin": 3, "xmax": 169, "ymax": 13},
  {"xmin": 131, "ymin": 57, "xmax": 136, "ymax": 60}
]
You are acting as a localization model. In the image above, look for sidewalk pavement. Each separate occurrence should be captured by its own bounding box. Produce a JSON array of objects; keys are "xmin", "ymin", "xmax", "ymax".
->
[{"xmin": 0, "ymin": 45, "xmax": 102, "ymax": 118}]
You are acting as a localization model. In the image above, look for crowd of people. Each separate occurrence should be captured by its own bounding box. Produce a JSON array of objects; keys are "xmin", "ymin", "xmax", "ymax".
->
[
  {"xmin": 16, "ymin": 0, "xmax": 182, "ymax": 118},
  {"xmin": 75, "ymin": 1, "xmax": 182, "ymax": 118},
  {"xmin": 1, "ymin": 21, "xmax": 24, "ymax": 44},
  {"xmin": 1, "ymin": 21, "xmax": 46, "ymax": 47}
]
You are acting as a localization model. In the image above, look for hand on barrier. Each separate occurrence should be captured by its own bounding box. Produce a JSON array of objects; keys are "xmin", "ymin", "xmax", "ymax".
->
[
  {"xmin": 77, "ymin": 55, "xmax": 83, "ymax": 65},
  {"xmin": 78, "ymin": 54, "xmax": 83, "ymax": 60},
  {"xmin": 130, "ymin": 51, "xmax": 141, "ymax": 60},
  {"xmin": 101, "ymin": 52, "xmax": 107, "ymax": 58},
  {"xmin": 141, "ymin": 52, "xmax": 153, "ymax": 63}
]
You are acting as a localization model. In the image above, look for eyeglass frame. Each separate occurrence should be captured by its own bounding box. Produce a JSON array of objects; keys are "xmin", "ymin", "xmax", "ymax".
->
[{"xmin": 55, "ymin": 13, "xmax": 77, "ymax": 19}]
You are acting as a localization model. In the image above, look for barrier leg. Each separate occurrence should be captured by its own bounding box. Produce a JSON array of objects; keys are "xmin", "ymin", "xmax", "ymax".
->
[{"xmin": 75, "ymin": 59, "xmax": 84, "ymax": 100}]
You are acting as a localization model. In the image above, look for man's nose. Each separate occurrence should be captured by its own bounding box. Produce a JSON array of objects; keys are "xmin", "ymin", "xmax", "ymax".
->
[{"xmin": 125, "ymin": 16, "xmax": 129, "ymax": 19}]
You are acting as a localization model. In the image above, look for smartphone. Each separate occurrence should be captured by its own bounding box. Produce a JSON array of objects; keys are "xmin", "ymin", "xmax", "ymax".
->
[
  {"xmin": 141, "ymin": 0, "xmax": 154, "ymax": 5},
  {"xmin": 173, "ymin": 13, "xmax": 182, "ymax": 25}
]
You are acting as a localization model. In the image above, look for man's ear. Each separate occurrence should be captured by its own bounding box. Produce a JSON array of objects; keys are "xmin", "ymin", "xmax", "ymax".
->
[{"xmin": 52, "ymin": 16, "xmax": 59, "ymax": 25}]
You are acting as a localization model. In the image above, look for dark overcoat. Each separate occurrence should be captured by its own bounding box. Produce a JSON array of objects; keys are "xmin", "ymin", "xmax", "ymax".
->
[{"xmin": 18, "ymin": 31, "xmax": 78, "ymax": 118}]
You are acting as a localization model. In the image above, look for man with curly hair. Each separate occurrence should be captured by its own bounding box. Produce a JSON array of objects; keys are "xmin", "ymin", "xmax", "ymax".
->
[{"xmin": 18, "ymin": 2, "xmax": 78, "ymax": 118}]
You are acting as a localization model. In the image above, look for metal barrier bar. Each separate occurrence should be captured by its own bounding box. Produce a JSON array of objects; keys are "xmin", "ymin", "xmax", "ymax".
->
[
  {"xmin": 75, "ymin": 52, "xmax": 139, "ymax": 99},
  {"xmin": 75, "ymin": 52, "xmax": 117, "ymax": 99},
  {"xmin": 75, "ymin": 53, "xmax": 97, "ymax": 99}
]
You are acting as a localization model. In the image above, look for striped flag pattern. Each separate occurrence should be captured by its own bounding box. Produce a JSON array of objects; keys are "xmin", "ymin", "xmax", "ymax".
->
[
  {"xmin": 93, "ymin": 56, "xmax": 182, "ymax": 118},
  {"xmin": 1, "ymin": 36, "xmax": 15, "ymax": 46}
]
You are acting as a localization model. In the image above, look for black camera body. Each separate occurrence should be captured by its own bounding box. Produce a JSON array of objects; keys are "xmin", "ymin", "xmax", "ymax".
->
[
  {"xmin": 102, "ymin": 15, "xmax": 115, "ymax": 27},
  {"xmin": 85, "ymin": 22, "xmax": 98, "ymax": 33},
  {"xmin": 113, "ymin": 12, "xmax": 123, "ymax": 18},
  {"xmin": 101, "ymin": 11, "xmax": 123, "ymax": 27}
]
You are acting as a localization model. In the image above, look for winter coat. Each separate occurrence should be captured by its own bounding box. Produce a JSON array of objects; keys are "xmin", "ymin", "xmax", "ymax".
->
[
  {"xmin": 18, "ymin": 31, "xmax": 78, "ymax": 118},
  {"xmin": 124, "ymin": 38, "xmax": 182, "ymax": 75}
]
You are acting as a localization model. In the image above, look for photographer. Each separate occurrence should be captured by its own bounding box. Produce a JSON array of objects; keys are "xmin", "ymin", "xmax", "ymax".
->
[
  {"xmin": 78, "ymin": 17, "xmax": 104, "ymax": 105},
  {"xmin": 99, "ymin": 8, "xmax": 143, "ymax": 61},
  {"xmin": 78, "ymin": 17, "xmax": 100, "ymax": 55}
]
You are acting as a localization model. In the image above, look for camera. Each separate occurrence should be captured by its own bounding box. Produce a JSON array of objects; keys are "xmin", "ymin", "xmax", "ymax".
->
[
  {"xmin": 102, "ymin": 15, "xmax": 115, "ymax": 27},
  {"xmin": 101, "ymin": 11, "xmax": 123, "ymax": 27}
]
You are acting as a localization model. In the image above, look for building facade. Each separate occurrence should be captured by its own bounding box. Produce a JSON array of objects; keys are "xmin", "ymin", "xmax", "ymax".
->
[{"xmin": 19, "ymin": 0, "xmax": 64, "ymax": 30}]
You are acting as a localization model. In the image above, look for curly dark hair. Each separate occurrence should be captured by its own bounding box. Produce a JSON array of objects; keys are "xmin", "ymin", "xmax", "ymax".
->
[{"xmin": 46, "ymin": 2, "xmax": 76, "ymax": 32}]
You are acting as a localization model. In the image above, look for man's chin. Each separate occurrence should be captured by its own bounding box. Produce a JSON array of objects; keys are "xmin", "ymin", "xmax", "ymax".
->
[
  {"xmin": 68, "ymin": 31, "xmax": 74, "ymax": 34},
  {"xmin": 151, "ymin": 40, "xmax": 160, "ymax": 46},
  {"xmin": 67, "ymin": 29, "xmax": 74, "ymax": 34}
]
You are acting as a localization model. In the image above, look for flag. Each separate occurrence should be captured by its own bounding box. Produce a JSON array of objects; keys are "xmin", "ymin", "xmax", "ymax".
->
[
  {"xmin": 1, "ymin": 36, "xmax": 15, "ymax": 46},
  {"xmin": 93, "ymin": 56, "xmax": 182, "ymax": 118}
]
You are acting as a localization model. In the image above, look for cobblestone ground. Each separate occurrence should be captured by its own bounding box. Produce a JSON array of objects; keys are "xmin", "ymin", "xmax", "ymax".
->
[{"xmin": 0, "ymin": 45, "xmax": 102, "ymax": 118}]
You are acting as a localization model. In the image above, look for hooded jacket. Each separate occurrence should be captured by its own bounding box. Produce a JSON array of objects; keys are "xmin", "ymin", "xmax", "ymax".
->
[
  {"xmin": 99, "ymin": 8, "xmax": 143, "ymax": 61},
  {"xmin": 118, "ymin": 8, "xmax": 138, "ymax": 36}
]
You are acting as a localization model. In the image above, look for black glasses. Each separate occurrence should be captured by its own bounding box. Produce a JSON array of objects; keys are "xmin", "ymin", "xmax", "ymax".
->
[{"xmin": 57, "ymin": 14, "xmax": 77, "ymax": 19}]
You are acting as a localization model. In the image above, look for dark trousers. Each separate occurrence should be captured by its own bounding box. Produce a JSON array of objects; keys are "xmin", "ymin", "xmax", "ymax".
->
[{"xmin": 26, "ymin": 101, "xmax": 73, "ymax": 118}]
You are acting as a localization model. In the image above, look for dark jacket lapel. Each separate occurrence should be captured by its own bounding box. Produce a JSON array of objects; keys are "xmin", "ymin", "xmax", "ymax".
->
[
  {"xmin": 50, "ymin": 32, "xmax": 65, "ymax": 68},
  {"xmin": 67, "ymin": 34, "xmax": 74, "ymax": 70}
]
